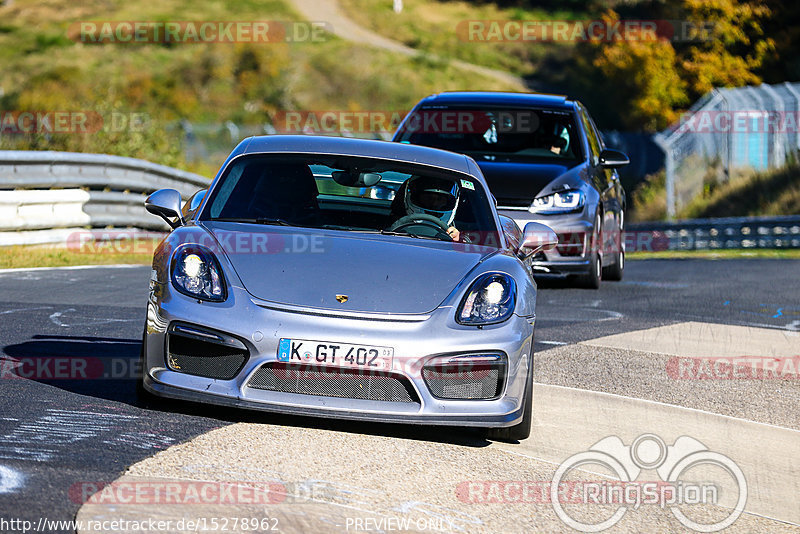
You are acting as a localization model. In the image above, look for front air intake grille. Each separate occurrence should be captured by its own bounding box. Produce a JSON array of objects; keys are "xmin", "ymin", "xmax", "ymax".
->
[
  {"xmin": 166, "ymin": 333, "xmax": 248, "ymax": 380},
  {"xmin": 422, "ymin": 360, "xmax": 505, "ymax": 400},
  {"xmin": 247, "ymin": 363, "xmax": 419, "ymax": 404}
]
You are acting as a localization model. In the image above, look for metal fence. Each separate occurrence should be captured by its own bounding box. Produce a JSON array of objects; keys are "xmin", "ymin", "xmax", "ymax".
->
[
  {"xmin": 0, "ymin": 151, "xmax": 209, "ymax": 246},
  {"xmin": 655, "ymin": 82, "xmax": 800, "ymax": 219},
  {"xmin": 629, "ymin": 215, "xmax": 800, "ymax": 251}
]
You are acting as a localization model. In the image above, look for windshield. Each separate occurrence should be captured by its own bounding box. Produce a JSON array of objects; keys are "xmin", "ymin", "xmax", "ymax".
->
[
  {"xmin": 201, "ymin": 154, "xmax": 501, "ymax": 246},
  {"xmin": 395, "ymin": 107, "xmax": 582, "ymax": 163}
]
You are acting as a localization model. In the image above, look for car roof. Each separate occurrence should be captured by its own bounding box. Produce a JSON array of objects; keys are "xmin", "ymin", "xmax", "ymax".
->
[
  {"xmin": 235, "ymin": 135, "xmax": 475, "ymax": 175},
  {"xmin": 413, "ymin": 91, "xmax": 576, "ymax": 111}
]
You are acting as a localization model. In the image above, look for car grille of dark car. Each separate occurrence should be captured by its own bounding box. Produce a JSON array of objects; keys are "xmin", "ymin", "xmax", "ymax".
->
[
  {"xmin": 422, "ymin": 361, "xmax": 505, "ymax": 400},
  {"xmin": 166, "ymin": 333, "xmax": 248, "ymax": 380},
  {"xmin": 247, "ymin": 363, "xmax": 419, "ymax": 404},
  {"xmin": 497, "ymin": 198, "xmax": 531, "ymax": 208}
]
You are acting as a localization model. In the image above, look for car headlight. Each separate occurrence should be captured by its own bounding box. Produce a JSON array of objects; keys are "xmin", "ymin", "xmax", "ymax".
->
[
  {"xmin": 170, "ymin": 244, "xmax": 226, "ymax": 302},
  {"xmin": 529, "ymin": 189, "xmax": 584, "ymax": 214},
  {"xmin": 457, "ymin": 273, "xmax": 517, "ymax": 326}
]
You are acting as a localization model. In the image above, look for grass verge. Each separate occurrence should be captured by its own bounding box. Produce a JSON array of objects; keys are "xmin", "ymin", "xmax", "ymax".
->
[
  {"xmin": 630, "ymin": 163, "xmax": 800, "ymax": 222},
  {"xmin": 0, "ymin": 244, "xmax": 156, "ymax": 269},
  {"xmin": 338, "ymin": 0, "xmax": 581, "ymax": 78}
]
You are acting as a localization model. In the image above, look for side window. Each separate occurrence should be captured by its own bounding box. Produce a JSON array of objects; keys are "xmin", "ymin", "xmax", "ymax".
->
[
  {"xmin": 579, "ymin": 108, "xmax": 601, "ymax": 164},
  {"xmin": 208, "ymin": 161, "xmax": 246, "ymax": 218},
  {"xmin": 587, "ymin": 113, "xmax": 606, "ymax": 150}
]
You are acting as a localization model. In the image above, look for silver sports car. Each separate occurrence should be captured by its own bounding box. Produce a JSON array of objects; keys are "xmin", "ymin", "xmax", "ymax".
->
[{"xmin": 141, "ymin": 135, "xmax": 556, "ymax": 441}]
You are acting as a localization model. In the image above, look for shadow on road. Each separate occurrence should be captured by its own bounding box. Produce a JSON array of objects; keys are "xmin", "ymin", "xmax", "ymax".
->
[{"xmin": 2, "ymin": 334, "xmax": 492, "ymax": 448}]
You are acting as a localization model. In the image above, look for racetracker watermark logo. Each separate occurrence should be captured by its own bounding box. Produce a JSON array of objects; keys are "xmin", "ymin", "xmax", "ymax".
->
[
  {"xmin": 0, "ymin": 356, "xmax": 141, "ymax": 381},
  {"xmin": 669, "ymin": 111, "xmax": 800, "ymax": 134},
  {"xmin": 65, "ymin": 230, "xmax": 326, "ymax": 255},
  {"xmin": 667, "ymin": 356, "xmax": 800, "ymax": 380},
  {"xmin": 273, "ymin": 109, "xmax": 546, "ymax": 135},
  {"xmin": 457, "ymin": 19, "xmax": 715, "ymax": 43},
  {"xmin": 0, "ymin": 111, "xmax": 148, "ymax": 134},
  {"xmin": 70, "ymin": 481, "xmax": 286, "ymax": 505},
  {"xmin": 550, "ymin": 434, "xmax": 747, "ymax": 532},
  {"xmin": 69, "ymin": 21, "xmax": 330, "ymax": 44}
]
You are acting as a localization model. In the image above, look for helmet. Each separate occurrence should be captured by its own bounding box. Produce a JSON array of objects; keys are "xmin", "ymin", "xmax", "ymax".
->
[{"xmin": 404, "ymin": 176, "xmax": 460, "ymax": 226}]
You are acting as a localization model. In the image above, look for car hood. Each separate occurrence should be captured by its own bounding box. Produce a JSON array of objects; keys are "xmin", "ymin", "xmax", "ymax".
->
[
  {"xmin": 475, "ymin": 160, "xmax": 579, "ymax": 205},
  {"xmin": 203, "ymin": 222, "xmax": 494, "ymax": 315}
]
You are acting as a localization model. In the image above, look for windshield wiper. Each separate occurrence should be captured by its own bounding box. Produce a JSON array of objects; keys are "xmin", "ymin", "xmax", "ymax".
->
[
  {"xmin": 254, "ymin": 217, "xmax": 295, "ymax": 226},
  {"xmin": 211, "ymin": 217, "xmax": 296, "ymax": 227},
  {"xmin": 377, "ymin": 230, "xmax": 446, "ymax": 241}
]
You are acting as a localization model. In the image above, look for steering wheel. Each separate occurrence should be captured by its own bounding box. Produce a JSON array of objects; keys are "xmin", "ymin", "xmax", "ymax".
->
[{"xmin": 387, "ymin": 213, "xmax": 452, "ymax": 241}]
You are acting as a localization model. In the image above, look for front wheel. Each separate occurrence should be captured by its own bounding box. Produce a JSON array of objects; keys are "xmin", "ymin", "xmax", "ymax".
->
[
  {"xmin": 576, "ymin": 213, "xmax": 602, "ymax": 289},
  {"xmin": 137, "ymin": 327, "xmax": 164, "ymax": 409},
  {"xmin": 603, "ymin": 211, "xmax": 625, "ymax": 281},
  {"xmin": 487, "ymin": 356, "xmax": 533, "ymax": 442}
]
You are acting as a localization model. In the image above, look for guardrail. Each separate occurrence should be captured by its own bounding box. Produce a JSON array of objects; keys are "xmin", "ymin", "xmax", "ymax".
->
[
  {"xmin": 628, "ymin": 215, "xmax": 800, "ymax": 250},
  {"xmin": 0, "ymin": 151, "xmax": 209, "ymax": 246}
]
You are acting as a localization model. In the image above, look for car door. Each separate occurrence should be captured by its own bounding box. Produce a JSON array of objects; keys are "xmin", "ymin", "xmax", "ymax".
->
[{"xmin": 578, "ymin": 105, "xmax": 618, "ymax": 258}]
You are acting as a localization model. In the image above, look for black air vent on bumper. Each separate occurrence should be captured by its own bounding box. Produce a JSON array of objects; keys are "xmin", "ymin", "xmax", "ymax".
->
[
  {"xmin": 166, "ymin": 324, "xmax": 249, "ymax": 380},
  {"xmin": 422, "ymin": 358, "xmax": 506, "ymax": 400},
  {"xmin": 247, "ymin": 363, "xmax": 419, "ymax": 404}
]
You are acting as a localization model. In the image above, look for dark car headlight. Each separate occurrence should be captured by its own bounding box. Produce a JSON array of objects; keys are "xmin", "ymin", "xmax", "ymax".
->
[
  {"xmin": 457, "ymin": 273, "xmax": 517, "ymax": 325},
  {"xmin": 170, "ymin": 244, "xmax": 226, "ymax": 302},
  {"xmin": 529, "ymin": 189, "xmax": 584, "ymax": 214}
]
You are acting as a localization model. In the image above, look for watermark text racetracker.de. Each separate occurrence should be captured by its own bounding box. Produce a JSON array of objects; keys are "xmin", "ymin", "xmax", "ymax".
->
[
  {"xmin": 667, "ymin": 356, "xmax": 800, "ymax": 380},
  {"xmin": 0, "ymin": 516, "xmax": 279, "ymax": 533},
  {"xmin": 65, "ymin": 230, "xmax": 326, "ymax": 256},
  {"xmin": 457, "ymin": 19, "xmax": 715, "ymax": 43},
  {"xmin": 70, "ymin": 20, "xmax": 330, "ymax": 44},
  {"xmin": 62, "ymin": 228, "xmax": 668, "ymax": 257},
  {"xmin": 0, "ymin": 111, "xmax": 148, "ymax": 134}
]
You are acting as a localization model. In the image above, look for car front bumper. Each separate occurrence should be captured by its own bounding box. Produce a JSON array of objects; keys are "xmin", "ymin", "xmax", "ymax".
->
[
  {"xmin": 143, "ymin": 283, "xmax": 534, "ymax": 428},
  {"xmin": 498, "ymin": 208, "xmax": 594, "ymax": 276}
]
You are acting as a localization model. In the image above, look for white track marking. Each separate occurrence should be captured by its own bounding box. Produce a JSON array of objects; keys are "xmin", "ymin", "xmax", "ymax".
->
[
  {"xmin": 49, "ymin": 309, "xmax": 76, "ymax": 327},
  {"xmin": 0, "ymin": 465, "xmax": 24, "ymax": 494},
  {"xmin": 49, "ymin": 307, "xmax": 138, "ymax": 327},
  {"xmin": 0, "ymin": 306, "xmax": 53, "ymax": 315},
  {"xmin": 0, "ymin": 410, "xmax": 138, "ymax": 462},
  {"xmin": 0, "ymin": 264, "xmax": 145, "ymax": 274}
]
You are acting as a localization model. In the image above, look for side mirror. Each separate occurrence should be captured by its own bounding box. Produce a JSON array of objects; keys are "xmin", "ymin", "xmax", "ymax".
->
[
  {"xmin": 181, "ymin": 188, "xmax": 207, "ymax": 220},
  {"xmin": 145, "ymin": 188, "xmax": 184, "ymax": 229},
  {"xmin": 520, "ymin": 222, "xmax": 558, "ymax": 257},
  {"xmin": 599, "ymin": 148, "xmax": 630, "ymax": 168}
]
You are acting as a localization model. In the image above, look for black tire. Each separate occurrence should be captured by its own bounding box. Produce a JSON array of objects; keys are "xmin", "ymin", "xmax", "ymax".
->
[
  {"xmin": 487, "ymin": 355, "xmax": 533, "ymax": 442},
  {"xmin": 136, "ymin": 327, "xmax": 164, "ymax": 409},
  {"xmin": 577, "ymin": 213, "xmax": 602, "ymax": 289},
  {"xmin": 603, "ymin": 211, "xmax": 625, "ymax": 281}
]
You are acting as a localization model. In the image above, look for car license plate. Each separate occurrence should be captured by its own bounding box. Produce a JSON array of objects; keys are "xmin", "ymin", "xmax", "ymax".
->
[{"xmin": 277, "ymin": 338, "xmax": 394, "ymax": 371}]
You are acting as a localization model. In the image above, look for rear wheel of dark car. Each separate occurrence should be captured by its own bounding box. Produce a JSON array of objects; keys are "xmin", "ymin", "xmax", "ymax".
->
[
  {"xmin": 577, "ymin": 213, "xmax": 602, "ymax": 289},
  {"xmin": 603, "ymin": 210, "xmax": 625, "ymax": 281}
]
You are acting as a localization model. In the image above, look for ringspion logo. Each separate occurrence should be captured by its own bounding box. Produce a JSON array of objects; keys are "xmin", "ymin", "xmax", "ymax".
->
[{"xmin": 550, "ymin": 434, "xmax": 747, "ymax": 532}]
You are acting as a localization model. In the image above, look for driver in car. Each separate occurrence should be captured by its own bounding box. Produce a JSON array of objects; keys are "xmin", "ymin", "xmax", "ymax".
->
[{"xmin": 396, "ymin": 176, "xmax": 467, "ymax": 242}]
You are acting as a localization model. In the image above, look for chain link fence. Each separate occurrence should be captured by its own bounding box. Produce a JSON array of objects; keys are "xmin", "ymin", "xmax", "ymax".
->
[{"xmin": 655, "ymin": 81, "xmax": 800, "ymax": 219}]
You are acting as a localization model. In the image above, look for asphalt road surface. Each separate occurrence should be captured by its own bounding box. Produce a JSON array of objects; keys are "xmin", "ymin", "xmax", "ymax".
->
[{"xmin": 0, "ymin": 259, "xmax": 798, "ymax": 532}]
